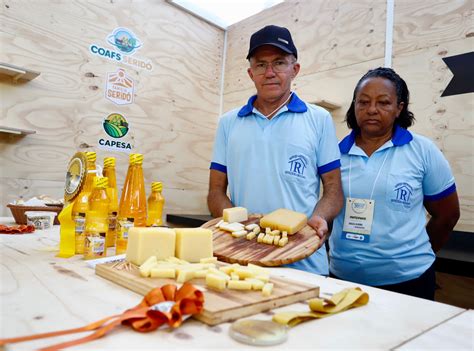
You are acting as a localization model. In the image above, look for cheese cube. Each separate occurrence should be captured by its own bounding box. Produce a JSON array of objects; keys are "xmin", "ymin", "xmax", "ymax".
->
[
  {"xmin": 150, "ymin": 267, "xmax": 176, "ymax": 279},
  {"xmin": 259, "ymin": 209, "xmax": 307, "ymax": 235},
  {"xmin": 175, "ymin": 228, "xmax": 213, "ymax": 263},
  {"xmin": 278, "ymin": 237, "xmax": 289, "ymax": 247},
  {"xmin": 245, "ymin": 278, "xmax": 265, "ymax": 290},
  {"xmin": 176, "ymin": 270, "xmax": 196, "ymax": 283},
  {"xmin": 206, "ymin": 273, "xmax": 227, "ymax": 291},
  {"xmin": 227, "ymin": 280, "xmax": 252, "ymax": 290},
  {"xmin": 223, "ymin": 207, "xmax": 248, "ymax": 223},
  {"xmin": 139, "ymin": 255, "xmax": 158, "ymax": 277},
  {"xmin": 262, "ymin": 283, "xmax": 274, "ymax": 296},
  {"xmin": 200, "ymin": 257, "xmax": 218, "ymax": 264},
  {"xmin": 194, "ymin": 269, "xmax": 208, "ymax": 278},
  {"xmin": 273, "ymin": 235, "xmax": 281, "ymax": 245},
  {"xmin": 126, "ymin": 227, "xmax": 176, "ymax": 266}
]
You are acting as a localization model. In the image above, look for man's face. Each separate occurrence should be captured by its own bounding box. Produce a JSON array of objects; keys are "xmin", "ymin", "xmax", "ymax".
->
[{"xmin": 247, "ymin": 45, "xmax": 300, "ymax": 102}]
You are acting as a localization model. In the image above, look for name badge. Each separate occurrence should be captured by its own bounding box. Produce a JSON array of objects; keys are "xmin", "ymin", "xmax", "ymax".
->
[{"xmin": 342, "ymin": 198, "xmax": 374, "ymax": 241}]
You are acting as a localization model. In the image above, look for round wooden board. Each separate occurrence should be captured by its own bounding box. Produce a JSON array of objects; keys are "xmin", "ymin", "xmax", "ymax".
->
[{"xmin": 201, "ymin": 214, "xmax": 320, "ymax": 267}]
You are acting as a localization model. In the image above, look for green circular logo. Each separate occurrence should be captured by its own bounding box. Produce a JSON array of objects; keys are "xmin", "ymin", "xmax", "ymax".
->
[{"xmin": 103, "ymin": 113, "xmax": 129, "ymax": 138}]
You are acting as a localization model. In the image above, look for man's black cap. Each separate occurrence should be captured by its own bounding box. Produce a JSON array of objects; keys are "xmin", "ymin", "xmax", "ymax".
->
[{"xmin": 246, "ymin": 25, "xmax": 297, "ymax": 60}]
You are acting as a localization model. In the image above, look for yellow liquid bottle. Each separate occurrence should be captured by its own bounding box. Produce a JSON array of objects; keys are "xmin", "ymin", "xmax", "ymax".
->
[
  {"xmin": 103, "ymin": 157, "xmax": 119, "ymax": 248},
  {"xmin": 84, "ymin": 177, "xmax": 109, "ymax": 260},
  {"xmin": 116, "ymin": 153, "xmax": 147, "ymax": 254},
  {"xmin": 147, "ymin": 182, "xmax": 165, "ymax": 226},
  {"xmin": 72, "ymin": 151, "xmax": 96, "ymax": 254}
]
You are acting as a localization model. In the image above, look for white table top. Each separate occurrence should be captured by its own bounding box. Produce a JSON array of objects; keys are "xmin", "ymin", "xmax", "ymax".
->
[{"xmin": 0, "ymin": 218, "xmax": 471, "ymax": 350}]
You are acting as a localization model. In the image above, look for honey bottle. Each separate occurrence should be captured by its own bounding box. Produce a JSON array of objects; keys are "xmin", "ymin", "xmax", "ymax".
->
[
  {"xmin": 116, "ymin": 153, "xmax": 147, "ymax": 254},
  {"xmin": 103, "ymin": 157, "xmax": 118, "ymax": 248},
  {"xmin": 147, "ymin": 182, "xmax": 165, "ymax": 226},
  {"xmin": 84, "ymin": 177, "xmax": 109, "ymax": 260},
  {"xmin": 72, "ymin": 151, "xmax": 96, "ymax": 254}
]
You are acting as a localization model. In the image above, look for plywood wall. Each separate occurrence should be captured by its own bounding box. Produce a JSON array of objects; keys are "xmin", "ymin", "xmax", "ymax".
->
[
  {"xmin": 223, "ymin": 0, "xmax": 473, "ymax": 231},
  {"xmin": 0, "ymin": 0, "xmax": 223, "ymax": 217}
]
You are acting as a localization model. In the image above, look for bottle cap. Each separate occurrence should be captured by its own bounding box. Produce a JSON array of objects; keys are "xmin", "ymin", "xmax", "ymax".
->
[
  {"xmin": 132, "ymin": 153, "xmax": 144, "ymax": 165},
  {"xmin": 85, "ymin": 151, "xmax": 97, "ymax": 163},
  {"xmin": 94, "ymin": 176, "xmax": 108, "ymax": 189},
  {"xmin": 129, "ymin": 153, "xmax": 137, "ymax": 163},
  {"xmin": 151, "ymin": 182, "xmax": 163, "ymax": 192},
  {"xmin": 103, "ymin": 157, "xmax": 115, "ymax": 168}
]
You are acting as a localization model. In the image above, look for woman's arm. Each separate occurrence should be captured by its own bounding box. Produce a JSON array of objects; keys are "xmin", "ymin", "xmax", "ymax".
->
[{"xmin": 424, "ymin": 191, "xmax": 460, "ymax": 252}]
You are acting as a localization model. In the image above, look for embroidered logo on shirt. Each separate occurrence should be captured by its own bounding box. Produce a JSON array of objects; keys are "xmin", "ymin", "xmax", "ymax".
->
[
  {"xmin": 391, "ymin": 182, "xmax": 413, "ymax": 208},
  {"xmin": 285, "ymin": 154, "xmax": 308, "ymax": 179}
]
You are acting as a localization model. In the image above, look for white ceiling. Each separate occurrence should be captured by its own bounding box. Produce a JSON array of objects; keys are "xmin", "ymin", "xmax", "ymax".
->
[{"xmin": 169, "ymin": 0, "xmax": 284, "ymax": 29}]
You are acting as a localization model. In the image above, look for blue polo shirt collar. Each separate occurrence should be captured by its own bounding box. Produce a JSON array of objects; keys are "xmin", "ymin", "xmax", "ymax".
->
[
  {"xmin": 237, "ymin": 92, "xmax": 307, "ymax": 117},
  {"xmin": 339, "ymin": 125, "xmax": 413, "ymax": 154}
]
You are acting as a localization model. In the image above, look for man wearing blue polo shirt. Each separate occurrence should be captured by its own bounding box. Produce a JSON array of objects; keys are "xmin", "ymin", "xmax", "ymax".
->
[{"xmin": 207, "ymin": 25, "xmax": 343, "ymax": 275}]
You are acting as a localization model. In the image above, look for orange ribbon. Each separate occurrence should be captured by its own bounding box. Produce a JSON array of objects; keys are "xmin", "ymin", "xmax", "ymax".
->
[
  {"xmin": 0, "ymin": 224, "xmax": 35, "ymax": 234},
  {"xmin": 0, "ymin": 283, "xmax": 204, "ymax": 351}
]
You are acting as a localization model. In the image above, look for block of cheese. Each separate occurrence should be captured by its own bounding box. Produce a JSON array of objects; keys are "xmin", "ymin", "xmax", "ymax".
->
[
  {"xmin": 175, "ymin": 228, "xmax": 213, "ymax": 263},
  {"xmin": 223, "ymin": 207, "xmax": 248, "ymax": 223},
  {"xmin": 126, "ymin": 227, "xmax": 176, "ymax": 265},
  {"xmin": 259, "ymin": 208, "xmax": 307, "ymax": 235}
]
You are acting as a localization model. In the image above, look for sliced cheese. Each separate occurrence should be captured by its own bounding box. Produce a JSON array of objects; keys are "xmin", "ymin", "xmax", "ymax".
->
[
  {"xmin": 175, "ymin": 228, "xmax": 213, "ymax": 263},
  {"xmin": 126, "ymin": 227, "xmax": 176, "ymax": 266},
  {"xmin": 220, "ymin": 222, "xmax": 245, "ymax": 233},
  {"xmin": 223, "ymin": 207, "xmax": 248, "ymax": 223},
  {"xmin": 259, "ymin": 208, "xmax": 307, "ymax": 235}
]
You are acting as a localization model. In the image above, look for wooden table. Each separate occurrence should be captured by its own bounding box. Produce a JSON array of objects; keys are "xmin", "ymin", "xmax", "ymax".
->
[{"xmin": 0, "ymin": 217, "xmax": 471, "ymax": 350}]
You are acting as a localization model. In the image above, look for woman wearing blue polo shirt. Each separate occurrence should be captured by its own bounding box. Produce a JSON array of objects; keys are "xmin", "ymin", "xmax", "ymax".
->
[{"xmin": 329, "ymin": 67, "xmax": 460, "ymax": 300}]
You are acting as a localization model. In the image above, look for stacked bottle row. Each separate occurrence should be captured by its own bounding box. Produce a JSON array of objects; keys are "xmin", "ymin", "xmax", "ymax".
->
[{"xmin": 71, "ymin": 152, "xmax": 166, "ymax": 259}]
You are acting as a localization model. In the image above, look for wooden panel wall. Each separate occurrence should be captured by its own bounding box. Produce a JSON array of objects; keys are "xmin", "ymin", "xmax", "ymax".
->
[
  {"xmin": 0, "ymin": 0, "xmax": 223, "ymax": 216},
  {"xmin": 223, "ymin": 0, "xmax": 473, "ymax": 231}
]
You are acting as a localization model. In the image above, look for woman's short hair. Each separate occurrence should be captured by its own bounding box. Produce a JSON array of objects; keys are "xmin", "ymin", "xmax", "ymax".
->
[{"xmin": 345, "ymin": 67, "xmax": 415, "ymax": 131}]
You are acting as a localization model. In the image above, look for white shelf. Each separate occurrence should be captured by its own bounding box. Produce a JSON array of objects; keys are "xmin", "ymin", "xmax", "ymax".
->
[
  {"xmin": 0, "ymin": 126, "xmax": 36, "ymax": 135},
  {"xmin": 313, "ymin": 99, "xmax": 341, "ymax": 111},
  {"xmin": 0, "ymin": 62, "xmax": 40, "ymax": 82}
]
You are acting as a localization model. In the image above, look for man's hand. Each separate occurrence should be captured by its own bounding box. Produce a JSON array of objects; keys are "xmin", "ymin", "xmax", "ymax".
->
[{"xmin": 308, "ymin": 215, "xmax": 329, "ymax": 248}]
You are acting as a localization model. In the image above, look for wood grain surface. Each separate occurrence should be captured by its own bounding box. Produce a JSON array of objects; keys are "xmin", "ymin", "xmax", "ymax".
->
[
  {"xmin": 201, "ymin": 215, "xmax": 320, "ymax": 267},
  {"xmin": 95, "ymin": 261, "xmax": 319, "ymax": 326},
  {"xmin": 0, "ymin": 0, "xmax": 223, "ymax": 217}
]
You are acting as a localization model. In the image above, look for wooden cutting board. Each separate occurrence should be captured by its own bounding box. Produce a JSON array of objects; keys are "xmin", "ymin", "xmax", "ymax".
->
[
  {"xmin": 96, "ymin": 262, "xmax": 319, "ymax": 326},
  {"xmin": 201, "ymin": 215, "xmax": 320, "ymax": 267}
]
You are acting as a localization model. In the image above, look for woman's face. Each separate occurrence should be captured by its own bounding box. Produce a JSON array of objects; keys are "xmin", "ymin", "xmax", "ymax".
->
[{"xmin": 354, "ymin": 77, "xmax": 404, "ymax": 138}]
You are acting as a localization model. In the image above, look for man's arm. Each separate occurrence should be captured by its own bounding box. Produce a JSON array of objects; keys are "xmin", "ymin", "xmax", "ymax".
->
[
  {"xmin": 308, "ymin": 168, "xmax": 344, "ymax": 245},
  {"xmin": 207, "ymin": 169, "xmax": 234, "ymax": 218},
  {"xmin": 424, "ymin": 191, "xmax": 460, "ymax": 252}
]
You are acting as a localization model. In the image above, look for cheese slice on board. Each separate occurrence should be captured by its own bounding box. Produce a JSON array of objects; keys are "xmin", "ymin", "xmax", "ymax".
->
[{"xmin": 259, "ymin": 209, "xmax": 307, "ymax": 235}]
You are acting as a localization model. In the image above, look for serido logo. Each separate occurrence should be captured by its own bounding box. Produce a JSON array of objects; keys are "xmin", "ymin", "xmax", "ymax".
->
[{"xmin": 103, "ymin": 113, "xmax": 129, "ymax": 138}]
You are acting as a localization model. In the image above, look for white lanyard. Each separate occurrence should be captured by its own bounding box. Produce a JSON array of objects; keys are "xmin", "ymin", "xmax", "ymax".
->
[{"xmin": 348, "ymin": 148, "xmax": 390, "ymax": 200}]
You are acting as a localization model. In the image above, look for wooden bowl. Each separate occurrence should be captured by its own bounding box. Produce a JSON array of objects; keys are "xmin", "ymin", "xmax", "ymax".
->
[{"xmin": 7, "ymin": 204, "xmax": 63, "ymax": 225}]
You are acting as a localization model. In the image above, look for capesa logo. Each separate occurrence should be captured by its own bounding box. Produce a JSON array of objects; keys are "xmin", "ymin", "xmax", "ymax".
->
[
  {"xmin": 285, "ymin": 154, "xmax": 308, "ymax": 179},
  {"xmin": 391, "ymin": 182, "xmax": 413, "ymax": 208},
  {"xmin": 98, "ymin": 113, "xmax": 133, "ymax": 153},
  {"xmin": 89, "ymin": 27, "xmax": 153, "ymax": 71}
]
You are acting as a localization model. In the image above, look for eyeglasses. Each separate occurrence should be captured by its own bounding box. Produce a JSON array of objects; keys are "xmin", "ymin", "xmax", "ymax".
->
[{"xmin": 251, "ymin": 60, "xmax": 294, "ymax": 75}]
